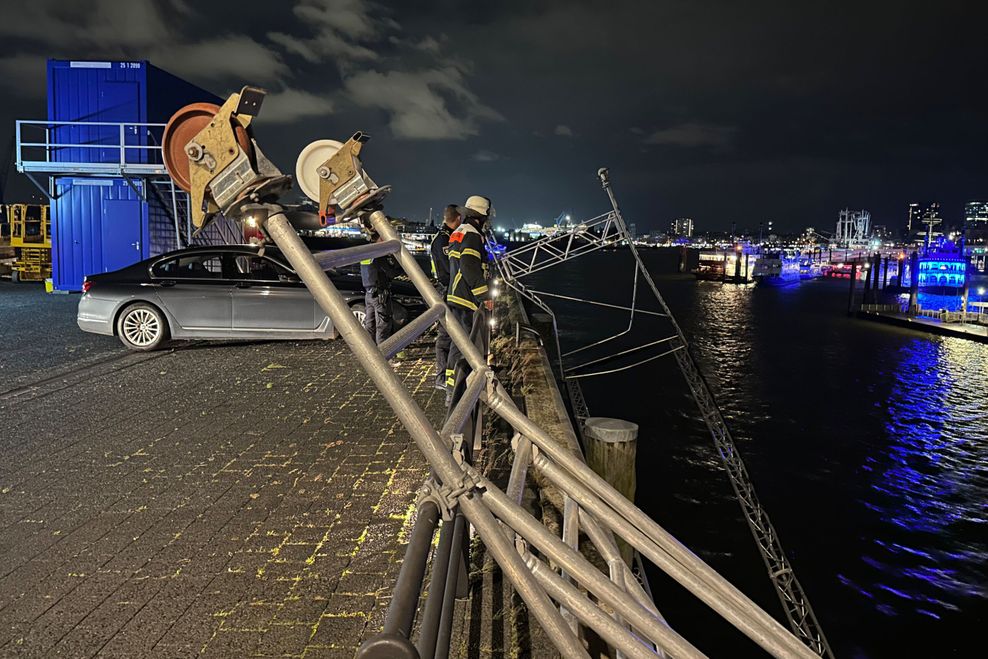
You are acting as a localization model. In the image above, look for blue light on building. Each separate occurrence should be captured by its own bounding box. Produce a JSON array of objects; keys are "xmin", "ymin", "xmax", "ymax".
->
[{"xmin": 916, "ymin": 258, "xmax": 966, "ymax": 288}]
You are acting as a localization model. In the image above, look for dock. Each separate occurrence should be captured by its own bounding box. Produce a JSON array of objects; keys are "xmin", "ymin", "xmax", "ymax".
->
[{"xmin": 856, "ymin": 307, "xmax": 988, "ymax": 343}]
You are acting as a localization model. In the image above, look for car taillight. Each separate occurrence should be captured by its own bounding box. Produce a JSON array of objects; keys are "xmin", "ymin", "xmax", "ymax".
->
[{"xmin": 82, "ymin": 279, "xmax": 92, "ymax": 293}]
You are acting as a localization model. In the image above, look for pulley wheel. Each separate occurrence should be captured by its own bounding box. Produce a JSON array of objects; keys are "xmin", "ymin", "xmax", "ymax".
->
[
  {"xmin": 162, "ymin": 102, "xmax": 252, "ymax": 192},
  {"xmin": 295, "ymin": 139, "xmax": 345, "ymax": 203}
]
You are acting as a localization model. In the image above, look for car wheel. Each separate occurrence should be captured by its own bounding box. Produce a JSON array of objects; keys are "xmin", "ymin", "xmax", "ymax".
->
[
  {"xmin": 117, "ymin": 303, "xmax": 169, "ymax": 351},
  {"xmin": 351, "ymin": 302, "xmax": 366, "ymax": 325}
]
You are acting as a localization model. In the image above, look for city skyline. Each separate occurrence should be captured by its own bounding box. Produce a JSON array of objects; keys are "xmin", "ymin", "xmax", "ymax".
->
[{"xmin": 2, "ymin": 2, "xmax": 988, "ymax": 232}]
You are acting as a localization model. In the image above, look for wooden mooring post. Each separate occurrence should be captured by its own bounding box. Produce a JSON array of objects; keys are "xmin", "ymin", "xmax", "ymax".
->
[{"xmin": 583, "ymin": 417, "xmax": 639, "ymax": 565}]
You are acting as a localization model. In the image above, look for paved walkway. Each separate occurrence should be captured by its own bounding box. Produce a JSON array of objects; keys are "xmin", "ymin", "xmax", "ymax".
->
[{"xmin": 0, "ymin": 287, "xmax": 443, "ymax": 658}]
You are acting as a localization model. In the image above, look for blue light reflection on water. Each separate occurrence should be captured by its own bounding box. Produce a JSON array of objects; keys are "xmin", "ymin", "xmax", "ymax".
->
[
  {"xmin": 523, "ymin": 249, "xmax": 988, "ymax": 656},
  {"xmin": 846, "ymin": 337, "xmax": 988, "ymax": 619}
]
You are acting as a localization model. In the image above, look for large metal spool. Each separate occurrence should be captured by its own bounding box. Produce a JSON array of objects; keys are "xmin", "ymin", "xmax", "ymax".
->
[{"xmin": 162, "ymin": 102, "xmax": 253, "ymax": 193}]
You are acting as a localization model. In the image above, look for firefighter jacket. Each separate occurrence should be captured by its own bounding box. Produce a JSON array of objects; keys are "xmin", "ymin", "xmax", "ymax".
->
[
  {"xmin": 430, "ymin": 224, "xmax": 454, "ymax": 287},
  {"xmin": 360, "ymin": 254, "xmax": 400, "ymax": 290},
  {"xmin": 447, "ymin": 222, "xmax": 490, "ymax": 311}
]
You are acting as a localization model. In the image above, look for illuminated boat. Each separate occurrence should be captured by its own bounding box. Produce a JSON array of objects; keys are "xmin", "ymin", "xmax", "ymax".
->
[
  {"xmin": 753, "ymin": 251, "xmax": 801, "ymax": 287},
  {"xmin": 693, "ymin": 247, "xmax": 756, "ymax": 283}
]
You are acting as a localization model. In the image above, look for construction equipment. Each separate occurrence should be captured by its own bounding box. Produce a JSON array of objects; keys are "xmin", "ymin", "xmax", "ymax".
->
[
  {"xmin": 162, "ymin": 88, "xmax": 822, "ymax": 659},
  {"xmin": 161, "ymin": 86, "xmax": 291, "ymax": 230},
  {"xmin": 7, "ymin": 203, "xmax": 51, "ymax": 282}
]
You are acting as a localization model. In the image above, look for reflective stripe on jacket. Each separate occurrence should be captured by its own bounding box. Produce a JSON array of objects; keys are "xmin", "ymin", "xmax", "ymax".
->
[{"xmin": 447, "ymin": 223, "xmax": 489, "ymax": 311}]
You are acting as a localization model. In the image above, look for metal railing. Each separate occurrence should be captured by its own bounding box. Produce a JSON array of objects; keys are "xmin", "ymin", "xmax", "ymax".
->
[
  {"xmin": 248, "ymin": 189, "xmax": 821, "ymax": 658},
  {"xmin": 15, "ymin": 120, "xmax": 170, "ymax": 176},
  {"xmin": 483, "ymin": 170, "xmax": 833, "ymax": 657}
]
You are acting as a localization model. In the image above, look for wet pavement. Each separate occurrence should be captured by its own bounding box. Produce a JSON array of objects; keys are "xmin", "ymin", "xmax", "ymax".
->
[{"xmin": 0, "ymin": 284, "xmax": 445, "ymax": 658}]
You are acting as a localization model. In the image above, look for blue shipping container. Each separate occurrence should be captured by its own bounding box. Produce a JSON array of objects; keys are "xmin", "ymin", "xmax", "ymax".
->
[{"xmin": 47, "ymin": 59, "xmax": 220, "ymax": 291}]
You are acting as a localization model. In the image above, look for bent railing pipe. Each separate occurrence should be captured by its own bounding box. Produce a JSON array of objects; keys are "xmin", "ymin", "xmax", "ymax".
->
[{"xmin": 266, "ymin": 211, "xmax": 589, "ymax": 659}]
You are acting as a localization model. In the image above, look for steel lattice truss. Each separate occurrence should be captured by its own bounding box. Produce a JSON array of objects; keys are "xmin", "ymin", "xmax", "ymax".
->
[
  {"xmin": 498, "ymin": 211, "xmax": 624, "ymax": 280},
  {"xmin": 492, "ymin": 173, "xmax": 834, "ymax": 658}
]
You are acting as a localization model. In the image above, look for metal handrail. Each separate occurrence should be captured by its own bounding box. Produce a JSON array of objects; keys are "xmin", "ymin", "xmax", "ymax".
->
[
  {"xmin": 15, "ymin": 119, "xmax": 169, "ymax": 174},
  {"xmin": 487, "ymin": 172, "xmax": 833, "ymax": 657},
  {"xmin": 256, "ymin": 202, "xmax": 819, "ymax": 659}
]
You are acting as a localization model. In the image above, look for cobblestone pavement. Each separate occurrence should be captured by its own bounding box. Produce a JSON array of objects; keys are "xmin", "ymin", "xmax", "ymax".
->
[
  {"xmin": 0, "ymin": 287, "xmax": 445, "ymax": 658},
  {"xmin": 0, "ymin": 283, "xmax": 127, "ymax": 394}
]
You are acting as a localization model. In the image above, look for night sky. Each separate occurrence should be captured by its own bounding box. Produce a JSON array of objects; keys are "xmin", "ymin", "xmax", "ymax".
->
[{"xmin": 1, "ymin": 0, "xmax": 986, "ymax": 233}]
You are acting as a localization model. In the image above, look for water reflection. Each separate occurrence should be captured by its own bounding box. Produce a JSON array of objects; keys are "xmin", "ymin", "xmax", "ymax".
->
[{"xmin": 846, "ymin": 337, "xmax": 988, "ymax": 618}]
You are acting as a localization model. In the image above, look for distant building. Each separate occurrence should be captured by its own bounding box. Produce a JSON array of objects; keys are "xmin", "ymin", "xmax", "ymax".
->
[
  {"xmin": 669, "ymin": 217, "xmax": 694, "ymax": 238},
  {"xmin": 964, "ymin": 200, "xmax": 988, "ymax": 226},
  {"xmin": 872, "ymin": 224, "xmax": 892, "ymax": 241},
  {"xmin": 906, "ymin": 201, "xmax": 940, "ymax": 236}
]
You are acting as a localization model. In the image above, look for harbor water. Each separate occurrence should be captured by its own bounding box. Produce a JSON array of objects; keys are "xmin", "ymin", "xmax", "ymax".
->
[{"xmin": 525, "ymin": 248, "xmax": 988, "ymax": 658}]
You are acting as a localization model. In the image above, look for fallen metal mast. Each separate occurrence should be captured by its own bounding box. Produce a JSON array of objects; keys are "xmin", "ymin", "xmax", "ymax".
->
[{"xmin": 491, "ymin": 168, "xmax": 833, "ymax": 657}]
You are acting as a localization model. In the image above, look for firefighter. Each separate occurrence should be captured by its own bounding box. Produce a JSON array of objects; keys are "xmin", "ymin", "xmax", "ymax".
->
[
  {"xmin": 360, "ymin": 231, "xmax": 403, "ymax": 357},
  {"xmin": 444, "ymin": 195, "xmax": 494, "ymax": 402},
  {"xmin": 431, "ymin": 204, "xmax": 462, "ymax": 390}
]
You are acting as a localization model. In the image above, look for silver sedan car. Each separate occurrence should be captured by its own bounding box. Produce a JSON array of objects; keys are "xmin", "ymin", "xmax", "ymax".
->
[{"xmin": 78, "ymin": 245, "xmax": 423, "ymax": 350}]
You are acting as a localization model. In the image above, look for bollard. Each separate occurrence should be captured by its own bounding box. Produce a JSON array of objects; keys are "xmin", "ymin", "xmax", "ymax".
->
[{"xmin": 583, "ymin": 417, "xmax": 639, "ymax": 565}]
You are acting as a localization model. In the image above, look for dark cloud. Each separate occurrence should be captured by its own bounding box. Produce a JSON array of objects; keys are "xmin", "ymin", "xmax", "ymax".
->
[
  {"xmin": 473, "ymin": 150, "xmax": 500, "ymax": 162},
  {"xmin": 645, "ymin": 123, "xmax": 736, "ymax": 149},
  {"xmin": 1, "ymin": 0, "xmax": 987, "ymax": 232}
]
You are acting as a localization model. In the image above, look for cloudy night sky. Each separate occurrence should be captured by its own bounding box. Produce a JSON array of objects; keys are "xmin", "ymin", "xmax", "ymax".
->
[{"xmin": 0, "ymin": 0, "xmax": 986, "ymax": 233}]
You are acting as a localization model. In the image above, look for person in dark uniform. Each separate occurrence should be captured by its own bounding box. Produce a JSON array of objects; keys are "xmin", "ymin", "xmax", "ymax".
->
[
  {"xmin": 360, "ymin": 232, "xmax": 402, "ymax": 352},
  {"xmin": 430, "ymin": 204, "xmax": 461, "ymax": 390},
  {"xmin": 444, "ymin": 195, "xmax": 494, "ymax": 402}
]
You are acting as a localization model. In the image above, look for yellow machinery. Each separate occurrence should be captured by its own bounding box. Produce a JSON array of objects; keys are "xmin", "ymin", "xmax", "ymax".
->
[{"xmin": 7, "ymin": 204, "xmax": 51, "ymax": 282}]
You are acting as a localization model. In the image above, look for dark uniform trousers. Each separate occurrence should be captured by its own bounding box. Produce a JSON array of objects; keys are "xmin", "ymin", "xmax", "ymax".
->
[
  {"xmin": 434, "ymin": 284, "xmax": 451, "ymax": 387},
  {"xmin": 445, "ymin": 305, "xmax": 486, "ymax": 389},
  {"xmin": 363, "ymin": 287, "xmax": 392, "ymax": 345}
]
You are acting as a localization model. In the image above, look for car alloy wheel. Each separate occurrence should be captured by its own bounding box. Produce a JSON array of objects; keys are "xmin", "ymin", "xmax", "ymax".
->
[
  {"xmin": 118, "ymin": 304, "xmax": 168, "ymax": 351},
  {"xmin": 351, "ymin": 303, "xmax": 366, "ymax": 325}
]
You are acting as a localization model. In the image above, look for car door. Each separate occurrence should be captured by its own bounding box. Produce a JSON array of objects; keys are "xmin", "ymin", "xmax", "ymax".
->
[
  {"xmin": 230, "ymin": 255, "xmax": 320, "ymax": 331},
  {"xmin": 149, "ymin": 252, "xmax": 234, "ymax": 331}
]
